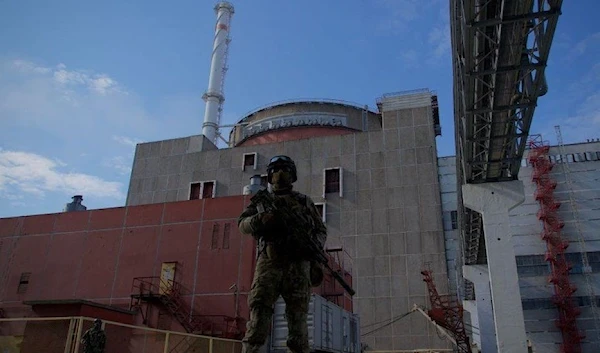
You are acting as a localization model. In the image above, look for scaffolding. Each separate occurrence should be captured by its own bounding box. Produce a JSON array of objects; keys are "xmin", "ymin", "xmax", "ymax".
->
[
  {"xmin": 555, "ymin": 126, "xmax": 600, "ymax": 340},
  {"xmin": 420, "ymin": 268, "xmax": 470, "ymax": 353},
  {"xmin": 527, "ymin": 135, "xmax": 584, "ymax": 353}
]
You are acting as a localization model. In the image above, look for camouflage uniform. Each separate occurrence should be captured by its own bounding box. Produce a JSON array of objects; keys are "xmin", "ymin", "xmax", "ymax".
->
[
  {"xmin": 238, "ymin": 161, "xmax": 327, "ymax": 353},
  {"xmin": 81, "ymin": 319, "xmax": 106, "ymax": 353}
]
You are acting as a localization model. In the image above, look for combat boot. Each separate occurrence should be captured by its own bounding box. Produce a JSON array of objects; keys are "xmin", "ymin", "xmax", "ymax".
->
[{"xmin": 241, "ymin": 342, "xmax": 263, "ymax": 353}]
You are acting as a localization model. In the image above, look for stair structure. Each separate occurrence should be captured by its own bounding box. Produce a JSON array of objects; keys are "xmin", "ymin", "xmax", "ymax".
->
[
  {"xmin": 130, "ymin": 277, "xmax": 243, "ymax": 353},
  {"xmin": 421, "ymin": 269, "xmax": 470, "ymax": 353},
  {"xmin": 527, "ymin": 136, "xmax": 585, "ymax": 353}
]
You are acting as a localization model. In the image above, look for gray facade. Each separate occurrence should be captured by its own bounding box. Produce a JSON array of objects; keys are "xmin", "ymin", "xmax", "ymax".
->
[
  {"xmin": 437, "ymin": 157, "xmax": 461, "ymax": 297},
  {"xmin": 125, "ymin": 91, "xmax": 452, "ymax": 351},
  {"xmin": 438, "ymin": 141, "xmax": 600, "ymax": 353}
]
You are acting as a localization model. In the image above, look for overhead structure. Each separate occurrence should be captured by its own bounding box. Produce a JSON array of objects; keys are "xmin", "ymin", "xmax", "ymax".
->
[
  {"xmin": 449, "ymin": 0, "xmax": 564, "ymax": 351},
  {"xmin": 202, "ymin": 1, "xmax": 235, "ymax": 145}
]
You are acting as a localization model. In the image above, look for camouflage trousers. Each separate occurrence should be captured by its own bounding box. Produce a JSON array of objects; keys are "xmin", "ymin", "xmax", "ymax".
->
[{"xmin": 242, "ymin": 249, "xmax": 311, "ymax": 353}]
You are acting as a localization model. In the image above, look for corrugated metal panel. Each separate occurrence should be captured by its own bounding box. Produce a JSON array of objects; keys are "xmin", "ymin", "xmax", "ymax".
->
[{"xmin": 269, "ymin": 294, "xmax": 360, "ymax": 353}]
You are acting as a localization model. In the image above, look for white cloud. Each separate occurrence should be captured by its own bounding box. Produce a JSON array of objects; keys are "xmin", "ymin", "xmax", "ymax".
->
[
  {"xmin": 373, "ymin": 0, "xmax": 444, "ymax": 35},
  {"xmin": 428, "ymin": 25, "xmax": 451, "ymax": 58},
  {"xmin": 573, "ymin": 32, "xmax": 600, "ymax": 56},
  {"xmin": 112, "ymin": 135, "xmax": 141, "ymax": 147},
  {"xmin": 103, "ymin": 155, "xmax": 132, "ymax": 176},
  {"xmin": 0, "ymin": 57, "xmax": 212, "ymax": 214},
  {"xmin": 12, "ymin": 59, "xmax": 124, "ymax": 96},
  {"xmin": 0, "ymin": 149, "xmax": 124, "ymax": 199},
  {"xmin": 570, "ymin": 91, "xmax": 600, "ymax": 125},
  {"xmin": 400, "ymin": 49, "xmax": 419, "ymax": 68},
  {"xmin": 12, "ymin": 59, "xmax": 52, "ymax": 74},
  {"xmin": 0, "ymin": 58, "xmax": 158, "ymax": 141}
]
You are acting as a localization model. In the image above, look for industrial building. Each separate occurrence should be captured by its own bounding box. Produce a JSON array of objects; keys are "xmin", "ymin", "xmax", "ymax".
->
[
  {"xmin": 0, "ymin": 2, "xmax": 455, "ymax": 350},
  {"xmin": 0, "ymin": 87, "xmax": 453, "ymax": 353},
  {"xmin": 3, "ymin": 0, "xmax": 593, "ymax": 352},
  {"xmin": 124, "ymin": 89, "xmax": 451, "ymax": 352},
  {"xmin": 439, "ymin": 139, "xmax": 600, "ymax": 352}
]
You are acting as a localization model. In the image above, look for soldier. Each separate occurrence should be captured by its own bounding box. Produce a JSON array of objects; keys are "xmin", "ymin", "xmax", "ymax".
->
[
  {"xmin": 81, "ymin": 318, "xmax": 106, "ymax": 353},
  {"xmin": 238, "ymin": 155, "xmax": 328, "ymax": 353}
]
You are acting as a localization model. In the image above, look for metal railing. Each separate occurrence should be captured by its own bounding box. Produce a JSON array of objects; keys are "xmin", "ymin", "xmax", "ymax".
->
[
  {"xmin": 0, "ymin": 316, "xmax": 242, "ymax": 353},
  {"xmin": 130, "ymin": 276, "xmax": 244, "ymax": 339},
  {"xmin": 375, "ymin": 88, "xmax": 436, "ymax": 102}
]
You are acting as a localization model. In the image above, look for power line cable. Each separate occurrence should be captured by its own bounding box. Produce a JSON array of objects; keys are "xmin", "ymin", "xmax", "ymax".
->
[{"xmin": 361, "ymin": 311, "xmax": 414, "ymax": 336}]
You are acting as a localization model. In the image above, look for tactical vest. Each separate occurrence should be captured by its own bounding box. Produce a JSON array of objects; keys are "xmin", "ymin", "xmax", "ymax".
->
[{"xmin": 260, "ymin": 192, "xmax": 316, "ymax": 262}]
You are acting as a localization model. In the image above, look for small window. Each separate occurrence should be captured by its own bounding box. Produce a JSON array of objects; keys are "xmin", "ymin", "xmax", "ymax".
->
[
  {"xmin": 17, "ymin": 272, "xmax": 31, "ymax": 294},
  {"xmin": 211, "ymin": 223, "xmax": 220, "ymax": 250},
  {"xmin": 451, "ymin": 210, "xmax": 458, "ymax": 230},
  {"xmin": 190, "ymin": 183, "xmax": 201, "ymax": 200},
  {"xmin": 190, "ymin": 181, "xmax": 217, "ymax": 200},
  {"xmin": 323, "ymin": 167, "xmax": 343, "ymax": 198},
  {"xmin": 243, "ymin": 153, "xmax": 258, "ymax": 170},
  {"xmin": 555, "ymin": 154, "xmax": 563, "ymax": 164},
  {"xmin": 585, "ymin": 152, "xmax": 598, "ymax": 161},
  {"xmin": 202, "ymin": 181, "xmax": 215, "ymax": 199},
  {"xmin": 314, "ymin": 202, "xmax": 326, "ymax": 223},
  {"xmin": 223, "ymin": 223, "xmax": 231, "ymax": 249}
]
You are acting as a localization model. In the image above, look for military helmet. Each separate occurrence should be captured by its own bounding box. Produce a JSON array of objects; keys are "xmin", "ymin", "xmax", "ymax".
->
[{"xmin": 267, "ymin": 155, "xmax": 297, "ymax": 183}]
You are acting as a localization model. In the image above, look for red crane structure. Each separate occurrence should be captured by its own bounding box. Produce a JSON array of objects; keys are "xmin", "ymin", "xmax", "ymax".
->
[
  {"xmin": 527, "ymin": 135, "xmax": 585, "ymax": 353},
  {"xmin": 421, "ymin": 268, "xmax": 470, "ymax": 353}
]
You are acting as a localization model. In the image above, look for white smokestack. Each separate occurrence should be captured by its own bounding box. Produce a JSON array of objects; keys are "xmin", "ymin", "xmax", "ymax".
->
[{"xmin": 202, "ymin": 1, "xmax": 234, "ymax": 144}]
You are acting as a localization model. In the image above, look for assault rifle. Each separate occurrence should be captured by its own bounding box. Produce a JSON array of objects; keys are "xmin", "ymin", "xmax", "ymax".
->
[{"xmin": 251, "ymin": 188, "xmax": 356, "ymax": 296}]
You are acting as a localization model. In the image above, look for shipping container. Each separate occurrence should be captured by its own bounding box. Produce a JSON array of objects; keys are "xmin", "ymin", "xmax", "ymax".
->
[{"xmin": 269, "ymin": 294, "xmax": 360, "ymax": 353}]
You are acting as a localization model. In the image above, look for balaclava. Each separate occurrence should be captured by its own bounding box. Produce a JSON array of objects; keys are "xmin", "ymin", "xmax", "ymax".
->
[{"xmin": 270, "ymin": 164, "xmax": 293, "ymax": 194}]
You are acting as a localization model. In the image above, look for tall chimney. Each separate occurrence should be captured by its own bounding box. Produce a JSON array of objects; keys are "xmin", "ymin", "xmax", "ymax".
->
[{"xmin": 202, "ymin": 1, "xmax": 235, "ymax": 145}]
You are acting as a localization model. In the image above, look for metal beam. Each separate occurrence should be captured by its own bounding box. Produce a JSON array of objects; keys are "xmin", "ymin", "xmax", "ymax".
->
[
  {"xmin": 467, "ymin": 63, "xmax": 545, "ymax": 77},
  {"xmin": 467, "ymin": 102, "xmax": 536, "ymax": 114},
  {"xmin": 468, "ymin": 9, "xmax": 561, "ymax": 27},
  {"xmin": 451, "ymin": 0, "xmax": 565, "ymax": 284}
]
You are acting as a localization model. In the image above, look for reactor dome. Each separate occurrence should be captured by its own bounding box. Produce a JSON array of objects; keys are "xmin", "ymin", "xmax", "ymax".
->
[{"xmin": 228, "ymin": 99, "xmax": 381, "ymax": 147}]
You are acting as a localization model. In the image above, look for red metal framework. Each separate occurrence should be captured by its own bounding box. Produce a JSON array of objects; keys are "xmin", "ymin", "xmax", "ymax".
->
[
  {"xmin": 527, "ymin": 136, "xmax": 585, "ymax": 353},
  {"xmin": 421, "ymin": 269, "xmax": 470, "ymax": 353},
  {"xmin": 130, "ymin": 277, "xmax": 244, "ymax": 340},
  {"xmin": 321, "ymin": 248, "xmax": 353, "ymax": 308}
]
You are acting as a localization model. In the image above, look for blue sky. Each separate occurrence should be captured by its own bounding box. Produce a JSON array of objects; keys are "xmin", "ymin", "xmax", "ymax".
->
[{"xmin": 0, "ymin": 0, "xmax": 598, "ymax": 218}]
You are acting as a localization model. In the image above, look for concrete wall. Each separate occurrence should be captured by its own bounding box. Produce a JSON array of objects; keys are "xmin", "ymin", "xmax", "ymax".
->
[
  {"xmin": 437, "ymin": 157, "xmax": 460, "ymax": 297},
  {"xmin": 513, "ymin": 142, "xmax": 600, "ymax": 353},
  {"xmin": 439, "ymin": 141, "xmax": 600, "ymax": 353},
  {"xmin": 124, "ymin": 93, "xmax": 451, "ymax": 351},
  {"xmin": 0, "ymin": 197, "xmax": 255, "ymax": 328},
  {"xmin": 0, "ymin": 196, "xmax": 353, "ymax": 340}
]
